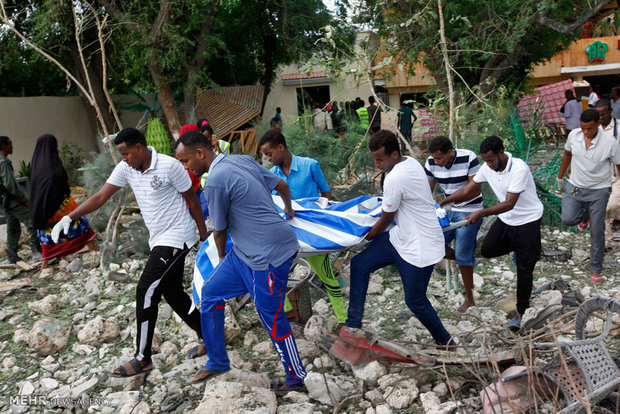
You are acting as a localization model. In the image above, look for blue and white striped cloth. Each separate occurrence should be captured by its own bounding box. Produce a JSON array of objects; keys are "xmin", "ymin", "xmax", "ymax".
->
[{"xmin": 191, "ymin": 195, "xmax": 384, "ymax": 306}]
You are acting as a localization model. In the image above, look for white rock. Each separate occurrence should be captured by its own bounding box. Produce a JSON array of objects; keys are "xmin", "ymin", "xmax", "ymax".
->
[
  {"xmin": 28, "ymin": 318, "xmax": 71, "ymax": 355},
  {"xmin": 77, "ymin": 316, "xmax": 120, "ymax": 346},
  {"xmin": 39, "ymin": 378, "xmax": 59, "ymax": 390},
  {"xmin": 28, "ymin": 295, "xmax": 62, "ymax": 315},
  {"xmin": 473, "ymin": 273, "xmax": 484, "ymax": 288},
  {"xmin": 295, "ymin": 339, "xmax": 319, "ymax": 358},
  {"xmin": 303, "ymin": 314, "xmax": 328, "ymax": 342},
  {"xmin": 383, "ymin": 287, "xmax": 394, "ymax": 297},
  {"xmin": 432, "ymin": 382, "xmax": 448, "ymax": 397},
  {"xmin": 194, "ymin": 381, "xmax": 277, "ymax": 413},
  {"xmin": 217, "ymin": 368, "xmax": 271, "ymax": 389},
  {"xmin": 68, "ymin": 258, "xmax": 84, "ymax": 273},
  {"xmin": 312, "ymin": 298, "xmax": 330, "ymax": 315},
  {"xmin": 40, "ymin": 268, "xmax": 54, "ymax": 278},
  {"xmin": 120, "ymin": 400, "xmax": 151, "ymax": 414},
  {"xmin": 352, "ymin": 361, "xmax": 387, "ymax": 386},
  {"xmin": 304, "ymin": 372, "xmax": 359, "ymax": 406},
  {"xmin": 283, "ymin": 391, "xmax": 310, "ymax": 404},
  {"xmin": 378, "ymin": 373, "xmax": 418, "ymax": 409},
  {"xmin": 420, "ymin": 391, "xmax": 458, "ymax": 414},
  {"xmin": 70, "ymin": 377, "xmax": 98, "ymax": 398},
  {"xmin": 102, "ymin": 390, "xmax": 141, "ymax": 409},
  {"xmin": 581, "ymin": 286, "xmax": 592, "ymax": 298},
  {"xmin": 277, "ymin": 403, "xmax": 314, "ymax": 414},
  {"xmin": 312, "ymin": 355, "xmax": 334, "ymax": 369},
  {"xmin": 367, "ymin": 282, "xmax": 384, "ymax": 295},
  {"xmin": 244, "ymin": 331, "xmax": 258, "ymax": 347},
  {"xmin": 19, "ymin": 381, "xmax": 35, "ymax": 395},
  {"xmin": 13, "ymin": 328, "xmax": 29, "ymax": 343},
  {"xmin": 146, "ymin": 369, "xmax": 163, "ymax": 385},
  {"xmin": 158, "ymin": 341, "xmax": 179, "ymax": 366},
  {"xmin": 376, "ymin": 405, "xmax": 393, "ymax": 414},
  {"xmin": 253, "ymin": 340, "xmax": 273, "ymax": 355},
  {"xmin": 224, "ymin": 307, "xmax": 241, "ymax": 343},
  {"xmin": 159, "ymin": 304, "xmax": 172, "ymax": 319},
  {"xmin": 109, "ymin": 263, "xmax": 121, "ymax": 271},
  {"xmin": 3, "ymin": 356, "xmax": 16, "ymax": 369}
]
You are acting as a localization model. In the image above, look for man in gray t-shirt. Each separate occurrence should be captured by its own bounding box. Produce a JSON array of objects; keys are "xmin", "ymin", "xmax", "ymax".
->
[
  {"xmin": 558, "ymin": 109, "xmax": 620, "ymax": 284},
  {"xmin": 175, "ymin": 131, "xmax": 307, "ymax": 395}
]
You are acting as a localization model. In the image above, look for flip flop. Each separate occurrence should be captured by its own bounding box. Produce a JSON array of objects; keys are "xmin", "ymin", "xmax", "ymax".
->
[
  {"xmin": 456, "ymin": 305, "xmax": 469, "ymax": 313},
  {"xmin": 577, "ymin": 221, "xmax": 589, "ymax": 231},
  {"xmin": 590, "ymin": 274, "xmax": 603, "ymax": 285},
  {"xmin": 189, "ymin": 367, "xmax": 230, "ymax": 384},
  {"xmin": 108, "ymin": 358, "xmax": 152, "ymax": 378},
  {"xmin": 186, "ymin": 344, "xmax": 207, "ymax": 359}
]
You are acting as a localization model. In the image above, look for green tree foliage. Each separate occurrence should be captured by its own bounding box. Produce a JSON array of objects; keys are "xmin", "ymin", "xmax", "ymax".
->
[{"xmin": 358, "ymin": 0, "xmax": 612, "ymax": 95}]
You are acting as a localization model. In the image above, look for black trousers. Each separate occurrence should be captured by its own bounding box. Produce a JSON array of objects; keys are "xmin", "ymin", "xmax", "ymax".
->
[
  {"xmin": 481, "ymin": 218, "xmax": 541, "ymax": 315},
  {"xmin": 135, "ymin": 244, "xmax": 201, "ymax": 361}
]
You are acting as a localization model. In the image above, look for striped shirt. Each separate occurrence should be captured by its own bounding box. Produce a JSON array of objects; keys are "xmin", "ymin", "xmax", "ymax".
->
[
  {"xmin": 106, "ymin": 146, "xmax": 198, "ymax": 250},
  {"xmin": 424, "ymin": 149, "xmax": 482, "ymax": 212}
]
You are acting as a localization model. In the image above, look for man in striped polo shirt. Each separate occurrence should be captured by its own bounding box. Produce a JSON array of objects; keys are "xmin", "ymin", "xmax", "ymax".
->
[
  {"xmin": 425, "ymin": 136, "xmax": 483, "ymax": 313},
  {"xmin": 52, "ymin": 128, "xmax": 208, "ymax": 377}
]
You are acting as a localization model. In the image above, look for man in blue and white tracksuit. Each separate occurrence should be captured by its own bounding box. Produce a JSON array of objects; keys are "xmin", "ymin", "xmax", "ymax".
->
[{"xmin": 174, "ymin": 131, "xmax": 307, "ymax": 394}]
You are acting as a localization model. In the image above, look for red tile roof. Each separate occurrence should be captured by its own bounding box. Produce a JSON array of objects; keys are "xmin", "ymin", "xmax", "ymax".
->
[{"xmin": 518, "ymin": 80, "xmax": 575, "ymax": 127}]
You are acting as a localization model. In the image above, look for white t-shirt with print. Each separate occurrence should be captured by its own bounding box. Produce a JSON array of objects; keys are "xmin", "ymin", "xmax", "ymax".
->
[
  {"xmin": 473, "ymin": 152, "xmax": 543, "ymax": 226},
  {"xmin": 106, "ymin": 146, "xmax": 197, "ymax": 250},
  {"xmin": 383, "ymin": 157, "xmax": 445, "ymax": 267}
]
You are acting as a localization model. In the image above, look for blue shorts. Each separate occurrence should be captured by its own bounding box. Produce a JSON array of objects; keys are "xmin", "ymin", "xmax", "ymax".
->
[{"xmin": 442, "ymin": 210, "xmax": 482, "ymax": 267}]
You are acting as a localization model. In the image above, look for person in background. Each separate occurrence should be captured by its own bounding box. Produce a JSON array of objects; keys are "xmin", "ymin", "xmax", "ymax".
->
[
  {"xmin": 610, "ymin": 86, "xmax": 620, "ymax": 120},
  {"xmin": 558, "ymin": 109, "xmax": 620, "ymax": 285},
  {"xmin": 270, "ymin": 117, "xmax": 283, "ymax": 132},
  {"xmin": 30, "ymin": 134, "xmax": 97, "ymax": 269},
  {"xmin": 597, "ymin": 97, "xmax": 620, "ymax": 244},
  {"xmin": 367, "ymin": 96, "xmax": 382, "ymax": 134},
  {"xmin": 52, "ymin": 128, "xmax": 208, "ymax": 376},
  {"xmin": 259, "ymin": 130, "xmax": 347, "ymax": 325},
  {"xmin": 425, "ymin": 136, "xmax": 482, "ymax": 313},
  {"xmin": 588, "ymin": 84, "xmax": 600, "ymax": 107},
  {"xmin": 332, "ymin": 102, "xmax": 346, "ymax": 136},
  {"xmin": 397, "ymin": 101, "xmax": 417, "ymax": 152},
  {"xmin": 275, "ymin": 107, "xmax": 282, "ymax": 121},
  {"xmin": 440, "ymin": 136, "xmax": 543, "ymax": 330},
  {"xmin": 175, "ymin": 131, "xmax": 307, "ymax": 394},
  {"xmin": 0, "ymin": 136, "xmax": 40, "ymax": 263},
  {"xmin": 356, "ymin": 100, "xmax": 369, "ymax": 131},
  {"xmin": 344, "ymin": 130, "xmax": 454, "ymax": 348},
  {"xmin": 559, "ymin": 90, "xmax": 583, "ymax": 135},
  {"xmin": 197, "ymin": 119, "xmax": 230, "ymax": 155},
  {"xmin": 313, "ymin": 102, "xmax": 333, "ymax": 131}
]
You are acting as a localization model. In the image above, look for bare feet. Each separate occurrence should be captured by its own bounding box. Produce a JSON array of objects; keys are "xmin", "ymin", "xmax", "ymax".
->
[
  {"xmin": 456, "ymin": 298, "xmax": 475, "ymax": 313},
  {"xmin": 87, "ymin": 241, "xmax": 99, "ymax": 252}
]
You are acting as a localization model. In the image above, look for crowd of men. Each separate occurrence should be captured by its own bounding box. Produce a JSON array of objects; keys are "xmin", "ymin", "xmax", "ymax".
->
[{"xmin": 2, "ymin": 95, "xmax": 615, "ymax": 395}]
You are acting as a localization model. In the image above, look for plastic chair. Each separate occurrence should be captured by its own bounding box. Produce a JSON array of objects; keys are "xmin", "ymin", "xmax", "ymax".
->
[{"xmin": 522, "ymin": 298, "xmax": 620, "ymax": 413}]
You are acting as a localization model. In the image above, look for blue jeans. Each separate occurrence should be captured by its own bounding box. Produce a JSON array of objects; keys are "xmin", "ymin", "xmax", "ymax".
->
[
  {"xmin": 443, "ymin": 210, "xmax": 482, "ymax": 267},
  {"xmin": 346, "ymin": 233, "xmax": 452, "ymax": 345},
  {"xmin": 201, "ymin": 249, "xmax": 306, "ymax": 387}
]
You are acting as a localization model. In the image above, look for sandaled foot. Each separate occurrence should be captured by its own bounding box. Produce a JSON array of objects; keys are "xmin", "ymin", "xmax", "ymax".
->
[
  {"xmin": 456, "ymin": 299, "xmax": 474, "ymax": 313},
  {"xmin": 108, "ymin": 358, "xmax": 152, "ymax": 378},
  {"xmin": 189, "ymin": 367, "xmax": 230, "ymax": 384},
  {"xmin": 186, "ymin": 344, "xmax": 207, "ymax": 359},
  {"xmin": 274, "ymin": 382, "xmax": 307, "ymax": 397},
  {"xmin": 590, "ymin": 273, "xmax": 603, "ymax": 285}
]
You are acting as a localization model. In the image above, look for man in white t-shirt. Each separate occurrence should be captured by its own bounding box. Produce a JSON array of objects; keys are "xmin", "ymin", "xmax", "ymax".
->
[
  {"xmin": 558, "ymin": 109, "xmax": 620, "ymax": 285},
  {"xmin": 344, "ymin": 130, "xmax": 453, "ymax": 348},
  {"xmin": 440, "ymin": 136, "xmax": 543, "ymax": 330},
  {"xmin": 52, "ymin": 128, "xmax": 208, "ymax": 377}
]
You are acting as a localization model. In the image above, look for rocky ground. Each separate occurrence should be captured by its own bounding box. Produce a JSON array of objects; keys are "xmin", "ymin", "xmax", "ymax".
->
[{"xmin": 0, "ymin": 220, "xmax": 618, "ymax": 413}]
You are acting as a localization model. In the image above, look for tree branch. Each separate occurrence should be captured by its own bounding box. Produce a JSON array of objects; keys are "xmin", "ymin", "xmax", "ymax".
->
[
  {"xmin": 529, "ymin": 0, "xmax": 612, "ymax": 34},
  {"xmin": 96, "ymin": 0, "xmax": 140, "ymax": 31}
]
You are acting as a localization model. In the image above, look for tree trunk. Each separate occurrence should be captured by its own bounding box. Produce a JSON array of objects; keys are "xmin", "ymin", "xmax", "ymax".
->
[{"xmin": 148, "ymin": 56, "xmax": 181, "ymax": 139}]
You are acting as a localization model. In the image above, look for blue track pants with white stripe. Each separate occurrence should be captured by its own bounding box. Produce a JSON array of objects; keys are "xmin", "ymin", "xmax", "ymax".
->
[{"xmin": 200, "ymin": 249, "xmax": 307, "ymax": 387}]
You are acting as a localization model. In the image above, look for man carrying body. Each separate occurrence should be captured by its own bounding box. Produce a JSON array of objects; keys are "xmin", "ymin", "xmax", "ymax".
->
[
  {"xmin": 52, "ymin": 128, "xmax": 208, "ymax": 376},
  {"xmin": 344, "ymin": 130, "xmax": 453, "ymax": 347},
  {"xmin": 259, "ymin": 130, "xmax": 346, "ymax": 325},
  {"xmin": 558, "ymin": 109, "xmax": 620, "ymax": 285},
  {"xmin": 367, "ymin": 96, "xmax": 382, "ymax": 134},
  {"xmin": 440, "ymin": 136, "xmax": 543, "ymax": 330},
  {"xmin": 174, "ymin": 131, "xmax": 307, "ymax": 394},
  {"xmin": 559, "ymin": 90, "xmax": 583, "ymax": 135},
  {"xmin": 0, "ymin": 136, "xmax": 41, "ymax": 263},
  {"xmin": 425, "ymin": 136, "xmax": 482, "ymax": 313}
]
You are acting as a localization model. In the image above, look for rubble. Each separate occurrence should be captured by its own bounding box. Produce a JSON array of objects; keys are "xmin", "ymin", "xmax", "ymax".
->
[{"xmin": 0, "ymin": 214, "xmax": 618, "ymax": 413}]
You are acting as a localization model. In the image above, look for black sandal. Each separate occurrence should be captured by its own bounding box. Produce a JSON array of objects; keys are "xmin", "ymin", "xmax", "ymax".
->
[{"xmin": 108, "ymin": 358, "xmax": 153, "ymax": 378}]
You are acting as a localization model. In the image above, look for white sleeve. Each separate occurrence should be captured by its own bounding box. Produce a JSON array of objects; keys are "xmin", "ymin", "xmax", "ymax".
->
[
  {"xmin": 106, "ymin": 162, "xmax": 128, "ymax": 188},
  {"xmin": 382, "ymin": 175, "xmax": 401, "ymax": 213},
  {"xmin": 507, "ymin": 163, "xmax": 529, "ymax": 194},
  {"xmin": 169, "ymin": 158, "xmax": 192, "ymax": 193},
  {"xmin": 473, "ymin": 164, "xmax": 487, "ymax": 184}
]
